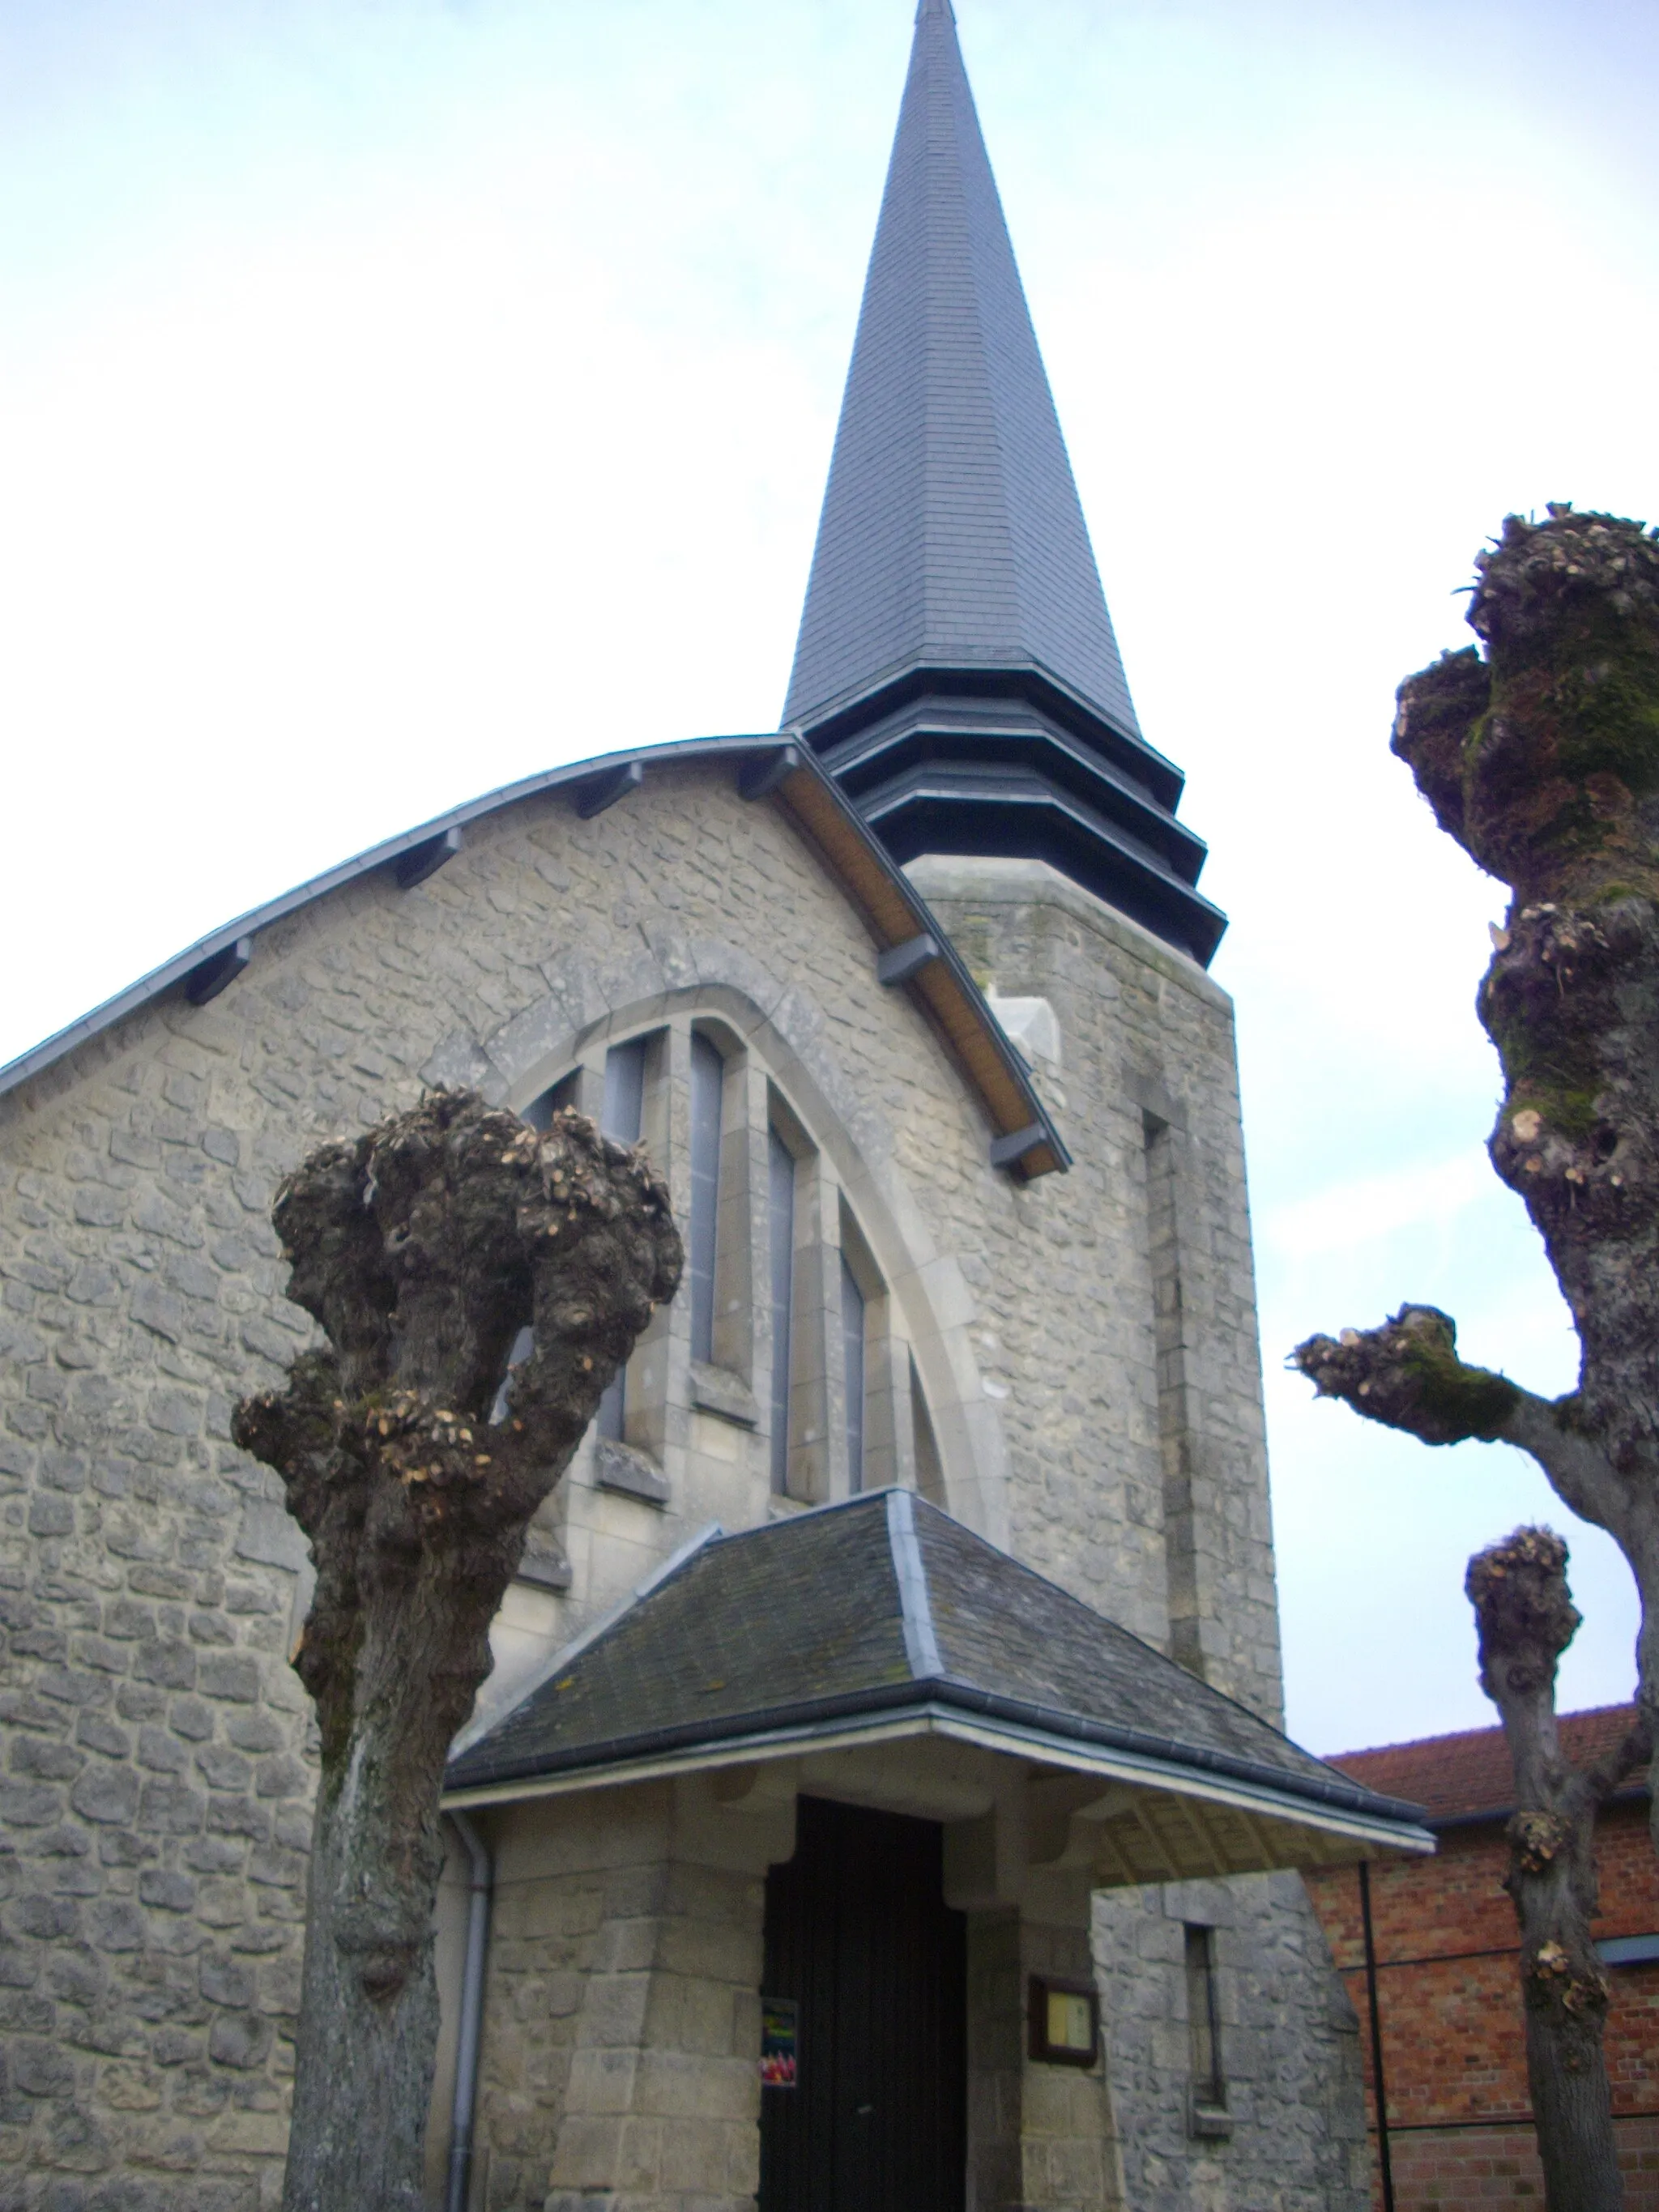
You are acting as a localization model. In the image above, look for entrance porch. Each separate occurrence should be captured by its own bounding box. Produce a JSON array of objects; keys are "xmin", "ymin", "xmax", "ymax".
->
[{"xmin": 432, "ymin": 1494, "xmax": 1429, "ymax": 2210}]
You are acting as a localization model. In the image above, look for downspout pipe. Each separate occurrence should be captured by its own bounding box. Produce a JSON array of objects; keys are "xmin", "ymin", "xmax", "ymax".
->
[
  {"xmin": 1358, "ymin": 1860, "xmax": 1396, "ymax": 2212},
  {"xmin": 446, "ymin": 1810, "xmax": 494, "ymax": 2212}
]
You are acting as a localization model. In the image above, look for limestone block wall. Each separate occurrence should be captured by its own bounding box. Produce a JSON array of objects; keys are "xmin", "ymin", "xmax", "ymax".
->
[
  {"xmin": 966, "ymin": 1908, "xmax": 1123, "ymax": 2212},
  {"xmin": 0, "ymin": 763, "xmax": 1332, "ymax": 2204},
  {"xmin": 1092, "ymin": 1872, "xmax": 1370, "ymax": 2212},
  {"xmin": 0, "ymin": 765, "xmax": 1054, "ymax": 2201},
  {"xmin": 908, "ymin": 855, "xmax": 1282, "ymax": 1722},
  {"xmin": 471, "ymin": 1782, "xmax": 770, "ymax": 2212}
]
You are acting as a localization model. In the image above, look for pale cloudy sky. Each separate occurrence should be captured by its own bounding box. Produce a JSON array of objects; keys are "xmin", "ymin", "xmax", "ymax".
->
[{"xmin": 2, "ymin": 0, "xmax": 1656, "ymax": 1753}]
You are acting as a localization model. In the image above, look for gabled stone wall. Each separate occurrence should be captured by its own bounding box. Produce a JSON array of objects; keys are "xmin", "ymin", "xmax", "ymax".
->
[
  {"xmin": 2, "ymin": 775, "xmax": 1363, "ymax": 2206},
  {"xmin": 0, "ymin": 772, "xmax": 1149, "ymax": 2206}
]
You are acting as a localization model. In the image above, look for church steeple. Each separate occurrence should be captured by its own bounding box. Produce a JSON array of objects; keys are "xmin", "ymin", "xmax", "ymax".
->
[{"xmin": 784, "ymin": 0, "xmax": 1226, "ymax": 965}]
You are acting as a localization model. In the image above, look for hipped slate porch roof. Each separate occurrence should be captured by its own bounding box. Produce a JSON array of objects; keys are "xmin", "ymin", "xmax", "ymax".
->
[{"xmin": 446, "ymin": 1492, "xmax": 1431, "ymax": 1877}]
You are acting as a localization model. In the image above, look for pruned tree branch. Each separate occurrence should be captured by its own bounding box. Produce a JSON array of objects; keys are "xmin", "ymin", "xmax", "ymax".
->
[{"xmin": 1290, "ymin": 1307, "xmax": 1628, "ymax": 1532}]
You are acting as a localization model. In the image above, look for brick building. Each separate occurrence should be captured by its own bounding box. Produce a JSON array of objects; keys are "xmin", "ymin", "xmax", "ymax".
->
[{"xmin": 1307, "ymin": 1706, "xmax": 1659, "ymax": 2210}]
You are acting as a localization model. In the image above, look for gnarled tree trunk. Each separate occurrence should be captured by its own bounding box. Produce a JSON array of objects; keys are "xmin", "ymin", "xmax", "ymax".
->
[
  {"xmin": 232, "ymin": 1089, "xmax": 682, "ymax": 2212},
  {"xmin": 1291, "ymin": 507, "xmax": 1659, "ymax": 2209},
  {"xmin": 1466, "ymin": 1528, "xmax": 1651, "ymax": 2212}
]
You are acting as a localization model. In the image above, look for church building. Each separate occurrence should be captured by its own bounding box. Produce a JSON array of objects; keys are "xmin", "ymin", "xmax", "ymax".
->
[{"xmin": 0, "ymin": 5, "xmax": 1428, "ymax": 2209}]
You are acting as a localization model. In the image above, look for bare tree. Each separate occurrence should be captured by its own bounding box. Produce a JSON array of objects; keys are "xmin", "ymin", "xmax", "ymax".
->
[
  {"xmin": 1292, "ymin": 505, "xmax": 1659, "ymax": 2209},
  {"xmin": 1465, "ymin": 1528, "xmax": 1650, "ymax": 2209},
  {"xmin": 232, "ymin": 1089, "xmax": 682, "ymax": 2212}
]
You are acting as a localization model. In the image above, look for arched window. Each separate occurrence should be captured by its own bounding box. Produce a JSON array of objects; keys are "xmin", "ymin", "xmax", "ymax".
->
[{"xmin": 516, "ymin": 1007, "xmax": 939, "ymax": 1530}]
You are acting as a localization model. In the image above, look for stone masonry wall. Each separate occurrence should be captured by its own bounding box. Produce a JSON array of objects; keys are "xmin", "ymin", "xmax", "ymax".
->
[
  {"xmin": 908, "ymin": 859, "xmax": 1368, "ymax": 2212},
  {"xmin": 907, "ymin": 856, "xmax": 1282, "ymax": 1721},
  {"xmin": 0, "ymin": 769, "xmax": 1177, "ymax": 2205},
  {"xmin": 476, "ymin": 1785, "xmax": 766, "ymax": 2212},
  {"xmin": 1, "ymin": 774, "xmax": 1350, "ymax": 2205},
  {"xmin": 1093, "ymin": 1873, "xmax": 1370, "ymax": 2212}
]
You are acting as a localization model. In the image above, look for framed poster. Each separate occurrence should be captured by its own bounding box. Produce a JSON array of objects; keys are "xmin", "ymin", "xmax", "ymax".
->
[
  {"xmin": 1027, "ymin": 1975, "xmax": 1099, "ymax": 2067},
  {"xmin": 761, "ymin": 1997, "xmax": 799, "ymax": 2087}
]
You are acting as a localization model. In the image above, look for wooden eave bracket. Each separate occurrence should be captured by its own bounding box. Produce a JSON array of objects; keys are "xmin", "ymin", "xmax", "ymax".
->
[{"xmin": 751, "ymin": 747, "xmax": 1070, "ymax": 1180}]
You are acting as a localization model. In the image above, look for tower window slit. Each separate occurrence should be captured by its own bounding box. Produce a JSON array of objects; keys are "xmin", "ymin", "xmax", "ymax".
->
[
  {"xmin": 841, "ymin": 1254, "xmax": 866, "ymax": 1494},
  {"xmin": 595, "ymin": 1037, "xmax": 648, "ymax": 1440},
  {"xmin": 688, "ymin": 1034, "xmax": 723, "ymax": 1366},
  {"xmin": 1184, "ymin": 1924, "xmax": 1225, "ymax": 2111},
  {"xmin": 768, "ymin": 1129, "xmax": 795, "ymax": 1495}
]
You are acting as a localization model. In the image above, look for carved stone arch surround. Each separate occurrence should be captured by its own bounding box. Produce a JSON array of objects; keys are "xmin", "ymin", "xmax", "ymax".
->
[{"xmin": 424, "ymin": 934, "xmax": 1011, "ymax": 1552}]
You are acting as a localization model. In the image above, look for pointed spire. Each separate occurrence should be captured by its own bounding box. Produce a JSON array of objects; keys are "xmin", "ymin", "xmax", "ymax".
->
[
  {"xmin": 782, "ymin": 2, "xmax": 1226, "ymax": 966},
  {"xmin": 784, "ymin": 0, "xmax": 1136, "ymax": 739}
]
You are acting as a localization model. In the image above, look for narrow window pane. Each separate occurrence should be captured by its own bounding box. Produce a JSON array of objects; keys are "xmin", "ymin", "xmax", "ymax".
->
[
  {"xmin": 689, "ymin": 1034, "xmax": 723, "ymax": 1365},
  {"xmin": 524, "ymin": 1069, "xmax": 579, "ymax": 1132},
  {"xmin": 768, "ymin": 1130, "xmax": 795, "ymax": 1495},
  {"xmin": 841, "ymin": 1254, "xmax": 865, "ymax": 1494},
  {"xmin": 602, "ymin": 1040, "xmax": 647, "ymax": 1148},
  {"xmin": 1185, "ymin": 1925, "xmax": 1224, "ymax": 2108},
  {"xmin": 595, "ymin": 1038, "xmax": 649, "ymax": 1439},
  {"xmin": 489, "ymin": 1324, "xmax": 536, "ymax": 1428}
]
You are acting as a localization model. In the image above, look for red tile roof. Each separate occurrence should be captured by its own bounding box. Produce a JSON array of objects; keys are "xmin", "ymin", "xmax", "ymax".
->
[{"xmin": 1324, "ymin": 1704, "xmax": 1644, "ymax": 1823}]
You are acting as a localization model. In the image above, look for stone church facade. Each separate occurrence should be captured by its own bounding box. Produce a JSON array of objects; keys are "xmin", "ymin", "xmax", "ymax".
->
[{"xmin": 0, "ymin": 6, "xmax": 1427, "ymax": 2210}]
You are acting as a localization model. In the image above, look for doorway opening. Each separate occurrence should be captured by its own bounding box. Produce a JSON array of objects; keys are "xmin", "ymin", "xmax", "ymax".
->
[{"xmin": 758, "ymin": 1795, "xmax": 967, "ymax": 2212}]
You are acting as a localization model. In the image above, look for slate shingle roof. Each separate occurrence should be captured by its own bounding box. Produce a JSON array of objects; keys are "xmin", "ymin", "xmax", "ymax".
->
[
  {"xmin": 446, "ymin": 1490, "xmax": 1423, "ymax": 1837},
  {"xmin": 783, "ymin": 0, "xmax": 1137, "ymax": 739},
  {"xmin": 779, "ymin": 2, "xmax": 1227, "ymax": 967}
]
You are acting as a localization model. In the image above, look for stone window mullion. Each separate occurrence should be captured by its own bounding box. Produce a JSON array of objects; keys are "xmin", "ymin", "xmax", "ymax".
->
[
  {"xmin": 861, "ymin": 1288, "xmax": 910, "ymax": 1494},
  {"xmin": 707, "ymin": 1042, "xmax": 757, "ymax": 1384},
  {"xmin": 642, "ymin": 1018, "xmax": 695, "ymax": 1467},
  {"xmin": 788, "ymin": 1155, "xmax": 840, "ymax": 1504}
]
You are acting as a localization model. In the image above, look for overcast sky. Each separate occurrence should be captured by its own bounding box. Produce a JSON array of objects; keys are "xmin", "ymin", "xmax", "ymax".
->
[{"xmin": 3, "ymin": 0, "xmax": 1656, "ymax": 1754}]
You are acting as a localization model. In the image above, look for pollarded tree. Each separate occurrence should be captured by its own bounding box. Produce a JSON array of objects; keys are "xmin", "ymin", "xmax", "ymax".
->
[
  {"xmin": 232, "ymin": 1089, "xmax": 682, "ymax": 2212},
  {"xmin": 1293, "ymin": 505, "xmax": 1659, "ymax": 2210},
  {"xmin": 1463, "ymin": 1526, "xmax": 1648, "ymax": 2211}
]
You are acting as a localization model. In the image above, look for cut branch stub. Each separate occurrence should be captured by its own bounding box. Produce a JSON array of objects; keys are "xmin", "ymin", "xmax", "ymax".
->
[
  {"xmin": 1291, "ymin": 1305, "xmax": 1520, "ymax": 1446},
  {"xmin": 1466, "ymin": 1527, "xmax": 1581, "ymax": 1707}
]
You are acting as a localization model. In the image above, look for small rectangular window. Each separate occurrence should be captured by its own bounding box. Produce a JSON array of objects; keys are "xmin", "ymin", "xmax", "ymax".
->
[
  {"xmin": 1185, "ymin": 1924, "xmax": 1225, "ymax": 2112},
  {"xmin": 689, "ymin": 1033, "xmax": 723, "ymax": 1365},
  {"xmin": 841, "ymin": 1253, "xmax": 865, "ymax": 1494},
  {"xmin": 595, "ymin": 1038, "xmax": 649, "ymax": 1440},
  {"xmin": 768, "ymin": 1129, "xmax": 795, "ymax": 1495}
]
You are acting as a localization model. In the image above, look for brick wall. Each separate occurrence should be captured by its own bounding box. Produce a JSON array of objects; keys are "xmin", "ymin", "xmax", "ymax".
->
[{"xmin": 1306, "ymin": 1801, "xmax": 1659, "ymax": 2210}]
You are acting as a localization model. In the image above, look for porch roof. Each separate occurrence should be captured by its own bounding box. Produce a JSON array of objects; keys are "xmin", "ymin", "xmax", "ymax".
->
[{"xmin": 444, "ymin": 1493, "xmax": 1431, "ymax": 1877}]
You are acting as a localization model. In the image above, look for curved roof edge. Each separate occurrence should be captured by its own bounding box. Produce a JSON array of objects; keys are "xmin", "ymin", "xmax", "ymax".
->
[{"xmin": 0, "ymin": 735, "xmax": 1069, "ymax": 1182}]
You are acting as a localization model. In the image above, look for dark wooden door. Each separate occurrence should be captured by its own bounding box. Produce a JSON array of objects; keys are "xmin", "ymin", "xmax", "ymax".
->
[{"xmin": 758, "ymin": 1796, "xmax": 967, "ymax": 2212}]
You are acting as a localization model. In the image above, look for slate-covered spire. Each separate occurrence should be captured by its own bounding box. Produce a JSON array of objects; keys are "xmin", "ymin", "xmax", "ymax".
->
[{"xmin": 783, "ymin": 0, "xmax": 1226, "ymax": 965}]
